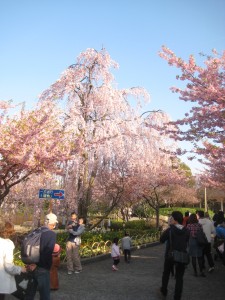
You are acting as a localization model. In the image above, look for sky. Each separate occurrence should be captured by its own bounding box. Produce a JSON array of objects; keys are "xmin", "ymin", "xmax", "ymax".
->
[{"xmin": 0, "ymin": 0, "xmax": 225, "ymax": 174}]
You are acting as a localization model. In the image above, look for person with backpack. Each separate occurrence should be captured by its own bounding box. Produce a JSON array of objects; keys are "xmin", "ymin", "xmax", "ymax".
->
[
  {"xmin": 24, "ymin": 213, "xmax": 58, "ymax": 300},
  {"xmin": 0, "ymin": 221, "xmax": 27, "ymax": 300}
]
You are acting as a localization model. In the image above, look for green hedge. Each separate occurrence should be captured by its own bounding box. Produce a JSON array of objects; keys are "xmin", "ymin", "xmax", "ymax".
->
[
  {"xmin": 159, "ymin": 207, "xmax": 214, "ymax": 218},
  {"xmin": 110, "ymin": 219, "xmax": 151, "ymax": 231}
]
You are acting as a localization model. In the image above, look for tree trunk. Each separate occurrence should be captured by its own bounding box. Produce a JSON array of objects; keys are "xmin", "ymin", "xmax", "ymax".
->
[{"xmin": 155, "ymin": 207, "xmax": 160, "ymax": 229}]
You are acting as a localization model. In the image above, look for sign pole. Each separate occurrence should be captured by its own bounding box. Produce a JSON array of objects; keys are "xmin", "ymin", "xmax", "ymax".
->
[{"xmin": 49, "ymin": 199, "xmax": 54, "ymax": 213}]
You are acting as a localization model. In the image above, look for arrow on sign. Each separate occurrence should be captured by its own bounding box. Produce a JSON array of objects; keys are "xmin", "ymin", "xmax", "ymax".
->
[{"xmin": 54, "ymin": 191, "xmax": 64, "ymax": 198}]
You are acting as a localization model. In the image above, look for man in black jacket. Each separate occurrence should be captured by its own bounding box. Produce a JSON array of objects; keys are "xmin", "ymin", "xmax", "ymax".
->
[
  {"xmin": 159, "ymin": 211, "xmax": 190, "ymax": 300},
  {"xmin": 25, "ymin": 213, "xmax": 57, "ymax": 300}
]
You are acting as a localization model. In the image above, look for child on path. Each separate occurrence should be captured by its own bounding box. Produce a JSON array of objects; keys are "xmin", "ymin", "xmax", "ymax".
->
[
  {"xmin": 50, "ymin": 243, "xmax": 61, "ymax": 290},
  {"xmin": 121, "ymin": 232, "xmax": 132, "ymax": 263},
  {"xmin": 111, "ymin": 237, "xmax": 120, "ymax": 271}
]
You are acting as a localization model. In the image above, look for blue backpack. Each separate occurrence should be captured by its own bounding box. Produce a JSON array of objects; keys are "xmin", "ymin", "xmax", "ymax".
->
[{"xmin": 21, "ymin": 227, "xmax": 49, "ymax": 264}]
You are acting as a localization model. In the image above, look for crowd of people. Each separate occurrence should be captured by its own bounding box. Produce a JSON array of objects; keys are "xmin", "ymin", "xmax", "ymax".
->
[
  {"xmin": 159, "ymin": 209, "xmax": 225, "ymax": 300},
  {"xmin": 0, "ymin": 209, "xmax": 225, "ymax": 300},
  {"xmin": 0, "ymin": 211, "xmax": 86, "ymax": 300}
]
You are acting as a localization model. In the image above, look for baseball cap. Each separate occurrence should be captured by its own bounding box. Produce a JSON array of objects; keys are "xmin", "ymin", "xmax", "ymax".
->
[{"xmin": 45, "ymin": 213, "xmax": 58, "ymax": 224}]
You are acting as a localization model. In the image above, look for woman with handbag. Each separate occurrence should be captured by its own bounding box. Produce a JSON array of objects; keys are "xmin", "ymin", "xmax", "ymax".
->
[
  {"xmin": 159, "ymin": 211, "xmax": 189, "ymax": 300},
  {"xmin": 187, "ymin": 213, "xmax": 205, "ymax": 277}
]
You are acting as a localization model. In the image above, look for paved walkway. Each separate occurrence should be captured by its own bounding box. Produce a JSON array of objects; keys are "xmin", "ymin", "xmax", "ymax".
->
[{"xmin": 7, "ymin": 243, "xmax": 225, "ymax": 300}]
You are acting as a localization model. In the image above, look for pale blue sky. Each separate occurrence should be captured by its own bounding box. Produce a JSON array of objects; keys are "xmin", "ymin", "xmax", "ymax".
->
[{"xmin": 1, "ymin": 0, "xmax": 225, "ymax": 173}]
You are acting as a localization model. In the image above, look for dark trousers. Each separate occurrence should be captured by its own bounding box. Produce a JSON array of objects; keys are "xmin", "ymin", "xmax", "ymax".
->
[
  {"xmin": 123, "ymin": 249, "xmax": 131, "ymax": 262},
  {"xmin": 161, "ymin": 258, "xmax": 185, "ymax": 300},
  {"xmin": 203, "ymin": 242, "xmax": 214, "ymax": 268},
  {"xmin": 113, "ymin": 258, "xmax": 120, "ymax": 266},
  {"xmin": 24, "ymin": 267, "xmax": 50, "ymax": 300}
]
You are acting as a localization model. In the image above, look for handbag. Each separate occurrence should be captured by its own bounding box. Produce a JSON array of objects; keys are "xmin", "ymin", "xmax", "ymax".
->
[
  {"xmin": 11, "ymin": 273, "xmax": 30, "ymax": 300},
  {"xmin": 172, "ymin": 250, "xmax": 190, "ymax": 264},
  {"xmin": 12, "ymin": 271, "xmax": 36, "ymax": 300},
  {"xmin": 169, "ymin": 230, "xmax": 190, "ymax": 265},
  {"xmin": 196, "ymin": 228, "xmax": 208, "ymax": 246}
]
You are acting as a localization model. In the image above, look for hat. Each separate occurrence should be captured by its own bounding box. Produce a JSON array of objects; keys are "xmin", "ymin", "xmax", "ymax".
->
[
  {"xmin": 45, "ymin": 213, "xmax": 58, "ymax": 224},
  {"xmin": 53, "ymin": 243, "xmax": 61, "ymax": 255}
]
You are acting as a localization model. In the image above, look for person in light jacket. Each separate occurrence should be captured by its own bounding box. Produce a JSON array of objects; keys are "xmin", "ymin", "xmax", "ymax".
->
[
  {"xmin": 121, "ymin": 232, "xmax": 132, "ymax": 263},
  {"xmin": 0, "ymin": 221, "xmax": 27, "ymax": 300},
  {"xmin": 197, "ymin": 210, "xmax": 215, "ymax": 273},
  {"xmin": 111, "ymin": 237, "xmax": 120, "ymax": 271}
]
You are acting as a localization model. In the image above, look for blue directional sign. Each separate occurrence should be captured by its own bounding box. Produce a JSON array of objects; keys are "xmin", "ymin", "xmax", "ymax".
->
[{"xmin": 39, "ymin": 189, "xmax": 65, "ymax": 200}]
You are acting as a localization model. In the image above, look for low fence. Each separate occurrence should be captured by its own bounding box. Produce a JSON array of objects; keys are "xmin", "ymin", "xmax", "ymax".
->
[
  {"xmin": 13, "ymin": 230, "xmax": 160, "ymax": 264},
  {"xmin": 79, "ymin": 231, "xmax": 160, "ymax": 259}
]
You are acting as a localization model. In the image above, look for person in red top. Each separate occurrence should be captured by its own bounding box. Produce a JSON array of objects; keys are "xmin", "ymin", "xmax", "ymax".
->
[
  {"xmin": 50, "ymin": 244, "xmax": 61, "ymax": 290},
  {"xmin": 182, "ymin": 211, "xmax": 189, "ymax": 226}
]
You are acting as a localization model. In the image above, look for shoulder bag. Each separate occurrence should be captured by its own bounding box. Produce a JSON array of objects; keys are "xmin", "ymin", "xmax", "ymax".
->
[
  {"xmin": 169, "ymin": 230, "xmax": 190, "ymax": 265},
  {"xmin": 196, "ymin": 228, "xmax": 208, "ymax": 246}
]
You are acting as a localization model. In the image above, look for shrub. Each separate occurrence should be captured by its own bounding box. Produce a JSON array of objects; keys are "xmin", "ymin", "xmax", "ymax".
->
[
  {"xmin": 125, "ymin": 220, "xmax": 147, "ymax": 230},
  {"xmin": 159, "ymin": 207, "xmax": 214, "ymax": 218},
  {"xmin": 110, "ymin": 219, "xmax": 152, "ymax": 231}
]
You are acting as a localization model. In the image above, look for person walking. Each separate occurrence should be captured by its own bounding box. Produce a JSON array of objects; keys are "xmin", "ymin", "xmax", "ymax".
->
[
  {"xmin": 214, "ymin": 216, "xmax": 225, "ymax": 262},
  {"xmin": 111, "ymin": 237, "xmax": 120, "ymax": 271},
  {"xmin": 159, "ymin": 211, "xmax": 189, "ymax": 300},
  {"xmin": 24, "ymin": 213, "xmax": 58, "ymax": 300},
  {"xmin": 121, "ymin": 232, "xmax": 132, "ymax": 263},
  {"xmin": 187, "ymin": 213, "xmax": 205, "ymax": 277},
  {"xmin": 0, "ymin": 221, "xmax": 27, "ymax": 300},
  {"xmin": 66, "ymin": 217, "xmax": 85, "ymax": 274},
  {"xmin": 197, "ymin": 210, "xmax": 215, "ymax": 273}
]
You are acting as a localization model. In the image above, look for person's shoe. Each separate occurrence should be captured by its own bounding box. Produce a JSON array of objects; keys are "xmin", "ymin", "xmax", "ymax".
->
[
  {"xmin": 67, "ymin": 271, "xmax": 73, "ymax": 275},
  {"xmin": 208, "ymin": 267, "xmax": 215, "ymax": 273},
  {"xmin": 112, "ymin": 265, "xmax": 118, "ymax": 271},
  {"xmin": 194, "ymin": 271, "xmax": 198, "ymax": 277},
  {"xmin": 157, "ymin": 288, "xmax": 167, "ymax": 299},
  {"xmin": 75, "ymin": 270, "xmax": 82, "ymax": 273},
  {"xmin": 200, "ymin": 272, "xmax": 206, "ymax": 277}
]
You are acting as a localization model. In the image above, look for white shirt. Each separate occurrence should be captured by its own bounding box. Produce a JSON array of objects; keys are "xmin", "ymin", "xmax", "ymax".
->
[
  {"xmin": 198, "ymin": 218, "xmax": 215, "ymax": 242},
  {"xmin": 0, "ymin": 238, "xmax": 22, "ymax": 294}
]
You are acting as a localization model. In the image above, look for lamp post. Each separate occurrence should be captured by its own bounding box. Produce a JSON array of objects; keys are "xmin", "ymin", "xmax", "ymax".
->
[{"xmin": 204, "ymin": 187, "xmax": 207, "ymax": 212}]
